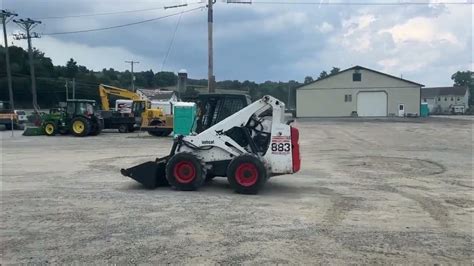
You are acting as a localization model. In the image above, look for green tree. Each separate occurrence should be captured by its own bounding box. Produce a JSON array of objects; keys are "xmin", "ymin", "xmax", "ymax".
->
[
  {"xmin": 304, "ymin": 76, "xmax": 314, "ymax": 84},
  {"xmin": 330, "ymin": 67, "xmax": 340, "ymax": 75},
  {"xmin": 154, "ymin": 71, "xmax": 177, "ymax": 87},
  {"xmin": 451, "ymin": 70, "xmax": 473, "ymax": 106},
  {"xmin": 65, "ymin": 58, "xmax": 79, "ymax": 78},
  {"xmin": 318, "ymin": 71, "xmax": 328, "ymax": 80}
]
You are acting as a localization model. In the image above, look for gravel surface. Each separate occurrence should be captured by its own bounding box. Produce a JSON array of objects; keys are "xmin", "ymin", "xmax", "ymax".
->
[{"xmin": 1, "ymin": 118, "xmax": 472, "ymax": 264}]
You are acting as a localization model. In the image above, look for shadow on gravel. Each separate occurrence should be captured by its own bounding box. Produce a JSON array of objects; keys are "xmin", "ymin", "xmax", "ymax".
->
[{"xmin": 119, "ymin": 177, "xmax": 319, "ymax": 196}]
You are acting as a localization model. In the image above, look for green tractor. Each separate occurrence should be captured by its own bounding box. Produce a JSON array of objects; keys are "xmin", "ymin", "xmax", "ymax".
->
[{"xmin": 42, "ymin": 99, "xmax": 104, "ymax": 137}]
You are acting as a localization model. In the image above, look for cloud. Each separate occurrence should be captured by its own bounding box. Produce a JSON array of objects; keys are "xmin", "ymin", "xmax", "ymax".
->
[
  {"xmin": 379, "ymin": 17, "xmax": 459, "ymax": 45},
  {"xmin": 315, "ymin": 22, "xmax": 334, "ymax": 33},
  {"xmin": 15, "ymin": 36, "xmax": 158, "ymax": 72},
  {"xmin": 3, "ymin": 0, "xmax": 472, "ymax": 86}
]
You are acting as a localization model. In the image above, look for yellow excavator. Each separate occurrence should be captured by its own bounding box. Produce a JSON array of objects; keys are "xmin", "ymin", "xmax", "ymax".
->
[{"xmin": 98, "ymin": 84, "xmax": 174, "ymax": 136}]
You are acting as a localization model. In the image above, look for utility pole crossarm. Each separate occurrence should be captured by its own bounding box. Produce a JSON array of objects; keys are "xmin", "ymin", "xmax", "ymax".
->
[{"xmin": 1, "ymin": 10, "xmax": 18, "ymax": 110}]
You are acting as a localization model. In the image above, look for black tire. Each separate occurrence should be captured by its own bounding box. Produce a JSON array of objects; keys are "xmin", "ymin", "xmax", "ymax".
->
[
  {"xmin": 13, "ymin": 123, "xmax": 24, "ymax": 130},
  {"xmin": 166, "ymin": 152, "xmax": 206, "ymax": 191},
  {"xmin": 118, "ymin": 124, "xmax": 129, "ymax": 133},
  {"xmin": 43, "ymin": 122, "xmax": 57, "ymax": 136},
  {"xmin": 89, "ymin": 122, "xmax": 102, "ymax": 136},
  {"xmin": 70, "ymin": 117, "xmax": 91, "ymax": 137},
  {"xmin": 227, "ymin": 154, "xmax": 267, "ymax": 195},
  {"xmin": 128, "ymin": 125, "xmax": 136, "ymax": 132},
  {"xmin": 148, "ymin": 130, "xmax": 164, "ymax": 137}
]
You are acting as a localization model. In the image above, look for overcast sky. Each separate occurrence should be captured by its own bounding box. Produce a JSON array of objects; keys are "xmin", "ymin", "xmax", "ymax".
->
[{"xmin": 2, "ymin": 0, "xmax": 473, "ymax": 86}]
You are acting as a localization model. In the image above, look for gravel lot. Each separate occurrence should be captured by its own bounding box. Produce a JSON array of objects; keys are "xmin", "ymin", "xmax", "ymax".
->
[{"xmin": 1, "ymin": 117, "xmax": 472, "ymax": 264}]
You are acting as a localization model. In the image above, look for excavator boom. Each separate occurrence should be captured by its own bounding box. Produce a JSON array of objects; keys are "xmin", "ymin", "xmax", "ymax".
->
[{"xmin": 99, "ymin": 84, "xmax": 143, "ymax": 111}]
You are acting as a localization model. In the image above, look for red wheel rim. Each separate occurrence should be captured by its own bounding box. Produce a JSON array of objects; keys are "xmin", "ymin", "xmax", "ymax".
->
[
  {"xmin": 173, "ymin": 161, "xmax": 196, "ymax": 184},
  {"xmin": 235, "ymin": 163, "xmax": 258, "ymax": 187}
]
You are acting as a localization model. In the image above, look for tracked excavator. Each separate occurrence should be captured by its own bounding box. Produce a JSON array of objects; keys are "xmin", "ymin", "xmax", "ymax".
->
[{"xmin": 121, "ymin": 95, "xmax": 300, "ymax": 194}]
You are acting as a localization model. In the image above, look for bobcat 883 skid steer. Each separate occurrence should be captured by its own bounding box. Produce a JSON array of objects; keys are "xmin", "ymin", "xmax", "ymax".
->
[{"xmin": 121, "ymin": 95, "xmax": 300, "ymax": 194}]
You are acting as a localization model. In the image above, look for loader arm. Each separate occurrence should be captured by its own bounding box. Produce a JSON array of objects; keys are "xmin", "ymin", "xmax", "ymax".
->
[{"xmin": 99, "ymin": 84, "xmax": 143, "ymax": 111}]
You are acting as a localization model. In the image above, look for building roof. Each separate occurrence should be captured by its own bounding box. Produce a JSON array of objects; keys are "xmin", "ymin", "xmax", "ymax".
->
[
  {"xmin": 137, "ymin": 89, "xmax": 177, "ymax": 101},
  {"xmin": 421, "ymin": 86, "xmax": 468, "ymax": 98},
  {"xmin": 296, "ymin": 65, "xmax": 424, "ymax": 90},
  {"xmin": 194, "ymin": 87, "xmax": 249, "ymax": 95}
]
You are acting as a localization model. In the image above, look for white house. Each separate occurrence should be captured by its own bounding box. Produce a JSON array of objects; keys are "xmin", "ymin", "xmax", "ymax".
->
[{"xmin": 421, "ymin": 86, "xmax": 470, "ymax": 114}]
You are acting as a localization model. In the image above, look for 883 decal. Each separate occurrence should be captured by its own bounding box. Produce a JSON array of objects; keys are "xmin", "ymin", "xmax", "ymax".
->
[{"xmin": 270, "ymin": 136, "xmax": 291, "ymax": 155}]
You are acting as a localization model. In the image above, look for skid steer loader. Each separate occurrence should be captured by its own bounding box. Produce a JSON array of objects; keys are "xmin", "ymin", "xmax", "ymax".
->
[{"xmin": 121, "ymin": 95, "xmax": 300, "ymax": 194}]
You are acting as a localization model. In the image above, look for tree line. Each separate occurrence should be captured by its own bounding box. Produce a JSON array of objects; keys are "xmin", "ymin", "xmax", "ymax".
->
[
  {"xmin": 1, "ymin": 45, "xmax": 471, "ymax": 109},
  {"xmin": 0, "ymin": 45, "xmax": 308, "ymax": 109}
]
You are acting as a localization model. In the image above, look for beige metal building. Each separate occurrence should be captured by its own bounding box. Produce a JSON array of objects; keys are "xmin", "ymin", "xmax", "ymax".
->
[{"xmin": 296, "ymin": 66, "xmax": 423, "ymax": 117}]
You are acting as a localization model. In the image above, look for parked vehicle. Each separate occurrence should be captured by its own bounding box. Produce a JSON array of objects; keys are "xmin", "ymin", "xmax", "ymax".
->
[
  {"xmin": 0, "ymin": 101, "xmax": 22, "ymax": 130},
  {"xmin": 99, "ymin": 84, "xmax": 171, "ymax": 135},
  {"xmin": 42, "ymin": 99, "xmax": 103, "ymax": 137},
  {"xmin": 14, "ymin": 110, "xmax": 28, "ymax": 123}
]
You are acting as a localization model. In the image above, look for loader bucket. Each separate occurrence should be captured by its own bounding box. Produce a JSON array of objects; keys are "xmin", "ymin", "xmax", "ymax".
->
[
  {"xmin": 120, "ymin": 157, "xmax": 170, "ymax": 189},
  {"xmin": 22, "ymin": 126, "xmax": 45, "ymax": 136}
]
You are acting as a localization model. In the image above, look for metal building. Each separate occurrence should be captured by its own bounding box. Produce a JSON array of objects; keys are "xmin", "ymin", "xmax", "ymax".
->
[{"xmin": 296, "ymin": 66, "xmax": 423, "ymax": 117}]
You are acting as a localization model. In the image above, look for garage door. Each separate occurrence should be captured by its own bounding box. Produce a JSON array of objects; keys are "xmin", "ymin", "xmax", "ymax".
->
[{"xmin": 357, "ymin": 92, "xmax": 387, "ymax": 117}]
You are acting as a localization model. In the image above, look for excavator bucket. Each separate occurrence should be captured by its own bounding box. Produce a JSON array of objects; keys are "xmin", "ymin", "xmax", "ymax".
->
[{"xmin": 120, "ymin": 156, "xmax": 170, "ymax": 189}]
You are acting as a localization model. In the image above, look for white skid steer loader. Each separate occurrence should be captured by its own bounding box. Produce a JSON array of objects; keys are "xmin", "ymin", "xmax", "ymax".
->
[{"xmin": 121, "ymin": 95, "xmax": 300, "ymax": 194}]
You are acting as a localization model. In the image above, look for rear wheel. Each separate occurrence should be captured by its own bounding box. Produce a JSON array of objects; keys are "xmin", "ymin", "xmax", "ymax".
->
[
  {"xmin": 70, "ymin": 117, "xmax": 90, "ymax": 137},
  {"xmin": 147, "ymin": 120, "xmax": 171, "ymax": 137},
  {"xmin": 44, "ymin": 122, "xmax": 57, "ymax": 136},
  {"xmin": 118, "ymin": 124, "xmax": 129, "ymax": 133},
  {"xmin": 89, "ymin": 122, "xmax": 102, "ymax": 136},
  {"xmin": 227, "ymin": 154, "xmax": 267, "ymax": 194},
  {"xmin": 166, "ymin": 152, "xmax": 205, "ymax": 191}
]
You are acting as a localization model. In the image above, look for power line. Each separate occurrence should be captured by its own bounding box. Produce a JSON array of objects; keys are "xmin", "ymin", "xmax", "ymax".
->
[
  {"xmin": 250, "ymin": 1, "xmax": 473, "ymax": 5},
  {"xmin": 161, "ymin": 12, "xmax": 183, "ymax": 71},
  {"xmin": 33, "ymin": 2, "xmax": 201, "ymax": 20},
  {"xmin": 42, "ymin": 6, "xmax": 204, "ymax": 36}
]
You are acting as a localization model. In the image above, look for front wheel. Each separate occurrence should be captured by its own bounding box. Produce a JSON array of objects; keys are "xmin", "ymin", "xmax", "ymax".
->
[
  {"xmin": 227, "ymin": 154, "xmax": 267, "ymax": 195},
  {"xmin": 70, "ymin": 117, "xmax": 90, "ymax": 137},
  {"xmin": 44, "ymin": 122, "xmax": 57, "ymax": 136},
  {"xmin": 166, "ymin": 152, "xmax": 206, "ymax": 191}
]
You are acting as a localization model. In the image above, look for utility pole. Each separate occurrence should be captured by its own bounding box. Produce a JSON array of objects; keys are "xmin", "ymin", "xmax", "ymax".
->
[
  {"xmin": 65, "ymin": 80, "xmax": 69, "ymax": 100},
  {"xmin": 1, "ymin": 10, "xmax": 18, "ymax": 110},
  {"xmin": 13, "ymin": 18, "xmax": 41, "ymax": 112},
  {"xmin": 72, "ymin": 78, "xmax": 76, "ymax": 99},
  {"xmin": 208, "ymin": 0, "xmax": 215, "ymax": 93},
  {"xmin": 125, "ymin": 60, "xmax": 139, "ymax": 92}
]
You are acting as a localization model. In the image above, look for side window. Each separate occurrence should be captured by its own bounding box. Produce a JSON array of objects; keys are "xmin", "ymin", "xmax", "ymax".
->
[
  {"xmin": 457, "ymin": 97, "xmax": 460, "ymax": 101},
  {"xmin": 438, "ymin": 97, "xmax": 441, "ymax": 101},
  {"xmin": 423, "ymin": 98, "xmax": 427, "ymax": 102},
  {"xmin": 344, "ymin": 94, "xmax": 352, "ymax": 102},
  {"xmin": 444, "ymin": 97, "xmax": 447, "ymax": 101},
  {"xmin": 67, "ymin": 103, "xmax": 75, "ymax": 114}
]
